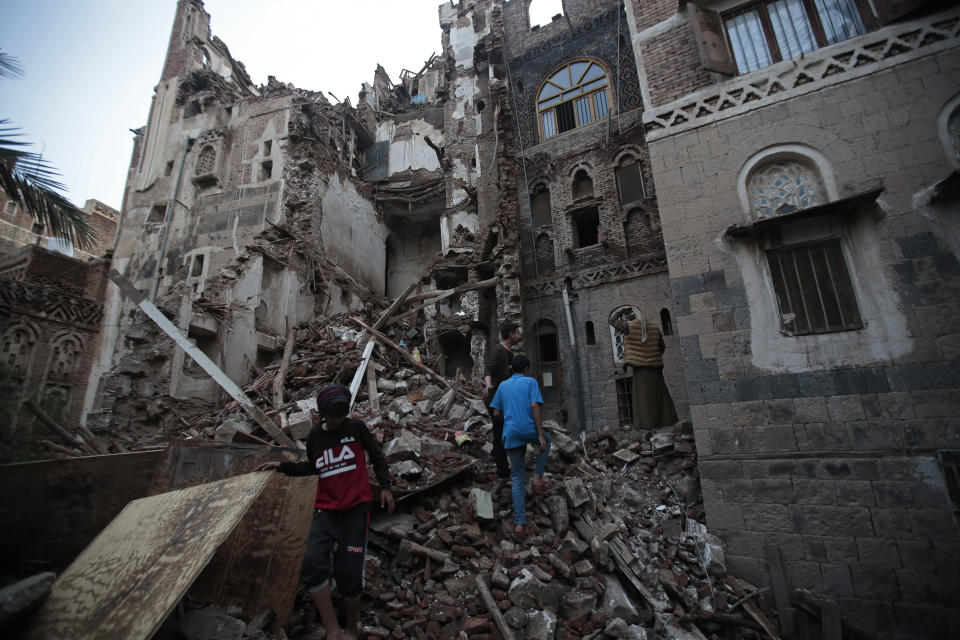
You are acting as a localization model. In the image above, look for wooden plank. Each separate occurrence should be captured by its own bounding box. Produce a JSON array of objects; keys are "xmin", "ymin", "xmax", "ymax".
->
[
  {"xmin": 108, "ymin": 269, "xmax": 295, "ymax": 448},
  {"xmin": 0, "ymin": 451, "xmax": 164, "ymax": 575},
  {"xmin": 22, "ymin": 472, "xmax": 272, "ymax": 640},
  {"xmin": 821, "ymin": 599, "xmax": 841, "ymax": 640},
  {"xmin": 367, "ymin": 365, "xmax": 380, "ymax": 412},
  {"xmin": 150, "ymin": 441, "xmax": 313, "ymax": 630},
  {"xmin": 387, "ymin": 277, "xmax": 496, "ymax": 326},
  {"xmin": 348, "ymin": 339, "xmax": 376, "ymax": 409},
  {"xmin": 765, "ymin": 544, "xmax": 795, "ymax": 637}
]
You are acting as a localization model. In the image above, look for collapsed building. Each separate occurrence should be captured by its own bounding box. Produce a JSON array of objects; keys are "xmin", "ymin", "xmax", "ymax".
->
[{"xmin": 2, "ymin": 0, "xmax": 958, "ymax": 638}]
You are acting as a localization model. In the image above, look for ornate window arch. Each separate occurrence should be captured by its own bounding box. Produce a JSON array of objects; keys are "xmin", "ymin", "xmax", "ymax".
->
[
  {"xmin": 535, "ymin": 232, "xmax": 556, "ymax": 274},
  {"xmin": 44, "ymin": 333, "xmax": 84, "ymax": 386},
  {"xmin": 530, "ymin": 182, "xmax": 552, "ymax": 228},
  {"xmin": 2, "ymin": 323, "xmax": 39, "ymax": 379},
  {"xmin": 608, "ymin": 305, "xmax": 640, "ymax": 363},
  {"xmin": 738, "ymin": 145, "xmax": 837, "ymax": 220},
  {"xmin": 538, "ymin": 59, "xmax": 611, "ymax": 139},
  {"xmin": 614, "ymin": 151, "xmax": 648, "ymax": 203},
  {"xmin": 572, "ymin": 168, "xmax": 594, "ymax": 200},
  {"xmin": 937, "ymin": 93, "xmax": 960, "ymax": 169},
  {"xmin": 195, "ymin": 145, "xmax": 217, "ymax": 177}
]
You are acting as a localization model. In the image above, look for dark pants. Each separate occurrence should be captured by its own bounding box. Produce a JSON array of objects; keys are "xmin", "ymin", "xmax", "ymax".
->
[
  {"xmin": 301, "ymin": 505, "xmax": 370, "ymax": 601},
  {"xmin": 486, "ymin": 404, "xmax": 510, "ymax": 478}
]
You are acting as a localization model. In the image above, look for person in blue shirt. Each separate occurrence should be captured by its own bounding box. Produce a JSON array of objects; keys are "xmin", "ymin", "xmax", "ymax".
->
[{"xmin": 489, "ymin": 354, "xmax": 552, "ymax": 537}]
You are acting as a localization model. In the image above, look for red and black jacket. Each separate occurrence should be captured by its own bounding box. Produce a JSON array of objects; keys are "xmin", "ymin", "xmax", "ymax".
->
[{"xmin": 277, "ymin": 418, "xmax": 391, "ymax": 511}]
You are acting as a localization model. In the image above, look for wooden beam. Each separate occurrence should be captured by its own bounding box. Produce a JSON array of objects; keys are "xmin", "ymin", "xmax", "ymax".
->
[
  {"xmin": 366, "ymin": 365, "xmax": 380, "ymax": 413},
  {"xmin": 348, "ymin": 340, "xmax": 376, "ymax": 409},
  {"xmin": 764, "ymin": 544, "xmax": 794, "ymax": 637},
  {"xmin": 23, "ymin": 398, "xmax": 99, "ymax": 456},
  {"xmin": 475, "ymin": 575, "xmax": 517, "ymax": 640},
  {"xmin": 108, "ymin": 270, "xmax": 296, "ymax": 449},
  {"xmin": 350, "ymin": 317, "xmax": 449, "ymax": 388},
  {"xmin": 387, "ymin": 277, "xmax": 497, "ymax": 326},
  {"xmin": 272, "ymin": 328, "xmax": 296, "ymax": 409}
]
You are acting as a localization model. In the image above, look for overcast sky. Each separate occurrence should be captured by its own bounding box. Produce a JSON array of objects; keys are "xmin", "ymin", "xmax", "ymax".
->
[{"xmin": 0, "ymin": 0, "xmax": 563, "ymax": 211}]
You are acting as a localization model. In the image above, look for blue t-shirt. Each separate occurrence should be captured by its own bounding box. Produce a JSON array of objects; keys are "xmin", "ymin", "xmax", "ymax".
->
[{"xmin": 489, "ymin": 373, "xmax": 544, "ymax": 449}]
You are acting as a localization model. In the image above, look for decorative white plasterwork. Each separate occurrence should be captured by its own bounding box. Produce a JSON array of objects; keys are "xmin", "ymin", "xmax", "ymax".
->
[{"xmin": 643, "ymin": 9, "xmax": 960, "ymax": 141}]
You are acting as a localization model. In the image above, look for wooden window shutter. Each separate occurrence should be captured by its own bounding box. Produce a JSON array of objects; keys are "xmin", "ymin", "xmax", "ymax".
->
[{"xmin": 690, "ymin": 4, "xmax": 736, "ymax": 76}]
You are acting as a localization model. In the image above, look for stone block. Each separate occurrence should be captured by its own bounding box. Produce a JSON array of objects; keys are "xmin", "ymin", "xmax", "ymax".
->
[
  {"xmin": 741, "ymin": 425, "xmax": 797, "ymax": 453},
  {"xmin": 764, "ymin": 398, "xmax": 796, "ymax": 424},
  {"xmin": 848, "ymin": 421, "xmax": 903, "ymax": 450},
  {"xmin": 742, "ymin": 503, "xmax": 792, "ymax": 532},
  {"xmin": 600, "ymin": 574, "xmax": 645, "ymax": 624},
  {"xmin": 827, "ymin": 395, "xmax": 866, "ymax": 422},
  {"xmin": 796, "ymin": 423, "xmax": 849, "ymax": 450},
  {"xmin": 801, "ymin": 505, "xmax": 874, "ymax": 536},
  {"xmin": 730, "ymin": 401, "xmax": 766, "ymax": 427},
  {"xmin": 469, "ymin": 488, "xmax": 494, "ymax": 521},
  {"xmin": 563, "ymin": 478, "xmax": 590, "ymax": 508},
  {"xmin": 180, "ymin": 605, "xmax": 246, "ymax": 640},
  {"xmin": 785, "ymin": 560, "xmax": 823, "ymax": 590},
  {"xmin": 870, "ymin": 508, "xmax": 912, "ymax": 539},
  {"xmin": 873, "ymin": 481, "xmax": 915, "ymax": 508},
  {"xmin": 507, "ymin": 568, "xmax": 565, "ymax": 610},
  {"xmin": 836, "ymin": 481, "xmax": 875, "ymax": 507},
  {"xmin": 856, "ymin": 537, "xmax": 901, "ymax": 568},
  {"xmin": 792, "ymin": 479, "xmax": 837, "ymax": 505},
  {"xmin": 524, "ymin": 610, "xmax": 557, "ymax": 640},
  {"xmin": 821, "ymin": 562, "xmax": 854, "ymax": 596},
  {"xmin": 752, "ymin": 479, "xmax": 792, "ymax": 503},
  {"xmin": 384, "ymin": 430, "xmax": 421, "ymax": 460},
  {"xmin": 896, "ymin": 539, "xmax": 936, "ymax": 572},
  {"xmin": 704, "ymin": 501, "xmax": 745, "ymax": 531},
  {"xmin": 794, "ymin": 396, "xmax": 829, "ymax": 422},
  {"xmin": 851, "ymin": 564, "xmax": 900, "ymax": 600},
  {"xmin": 820, "ymin": 535, "xmax": 860, "ymax": 563},
  {"xmin": 699, "ymin": 460, "xmax": 743, "ymax": 480},
  {"xmin": 908, "ymin": 508, "xmax": 957, "ymax": 540}
]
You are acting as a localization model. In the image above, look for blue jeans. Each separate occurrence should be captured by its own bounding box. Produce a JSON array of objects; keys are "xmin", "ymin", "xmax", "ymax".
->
[{"xmin": 505, "ymin": 431, "xmax": 551, "ymax": 525}]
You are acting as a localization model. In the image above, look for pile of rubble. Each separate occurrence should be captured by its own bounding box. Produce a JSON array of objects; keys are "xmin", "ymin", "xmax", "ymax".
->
[{"xmin": 154, "ymin": 422, "xmax": 777, "ymax": 640}]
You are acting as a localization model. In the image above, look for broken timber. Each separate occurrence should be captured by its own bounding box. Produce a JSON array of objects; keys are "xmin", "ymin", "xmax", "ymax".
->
[{"xmin": 107, "ymin": 270, "xmax": 296, "ymax": 448}]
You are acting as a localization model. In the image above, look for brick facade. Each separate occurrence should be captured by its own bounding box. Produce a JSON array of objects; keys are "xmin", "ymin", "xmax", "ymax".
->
[{"xmin": 0, "ymin": 246, "xmax": 110, "ymax": 432}]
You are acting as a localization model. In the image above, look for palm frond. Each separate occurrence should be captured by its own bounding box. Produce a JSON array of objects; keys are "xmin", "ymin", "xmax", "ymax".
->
[
  {"xmin": 0, "ymin": 51, "xmax": 25, "ymax": 80},
  {"xmin": 0, "ymin": 121, "xmax": 95, "ymax": 250}
]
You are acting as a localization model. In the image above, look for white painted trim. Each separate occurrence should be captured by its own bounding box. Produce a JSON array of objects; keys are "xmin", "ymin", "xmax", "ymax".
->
[{"xmin": 936, "ymin": 92, "xmax": 960, "ymax": 170}]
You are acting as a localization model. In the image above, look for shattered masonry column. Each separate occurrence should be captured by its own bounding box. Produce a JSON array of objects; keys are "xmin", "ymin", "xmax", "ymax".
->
[{"xmin": 439, "ymin": 0, "xmax": 524, "ymax": 380}]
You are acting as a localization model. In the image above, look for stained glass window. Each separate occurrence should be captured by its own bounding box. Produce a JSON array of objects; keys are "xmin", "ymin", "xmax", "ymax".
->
[{"xmin": 749, "ymin": 160, "xmax": 822, "ymax": 218}]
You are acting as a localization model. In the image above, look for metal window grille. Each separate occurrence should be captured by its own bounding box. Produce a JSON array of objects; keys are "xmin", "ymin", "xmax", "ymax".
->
[{"xmin": 767, "ymin": 238, "xmax": 863, "ymax": 335}]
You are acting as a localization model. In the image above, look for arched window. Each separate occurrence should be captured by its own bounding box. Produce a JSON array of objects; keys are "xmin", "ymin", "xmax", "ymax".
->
[
  {"xmin": 660, "ymin": 309, "xmax": 673, "ymax": 336},
  {"xmin": 3, "ymin": 324, "xmax": 38, "ymax": 379},
  {"xmin": 608, "ymin": 306, "xmax": 640, "ymax": 363},
  {"xmin": 46, "ymin": 334, "xmax": 82, "ymax": 385},
  {"xmin": 531, "ymin": 184, "xmax": 552, "ymax": 227},
  {"xmin": 616, "ymin": 155, "xmax": 647, "ymax": 203},
  {"xmin": 538, "ymin": 60, "xmax": 610, "ymax": 139},
  {"xmin": 195, "ymin": 145, "xmax": 217, "ymax": 176},
  {"xmin": 572, "ymin": 169, "xmax": 593, "ymax": 200},
  {"xmin": 748, "ymin": 158, "xmax": 824, "ymax": 218},
  {"xmin": 534, "ymin": 319, "xmax": 559, "ymax": 362}
]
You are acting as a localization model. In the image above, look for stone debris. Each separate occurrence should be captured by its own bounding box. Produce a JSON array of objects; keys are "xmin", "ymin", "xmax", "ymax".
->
[{"xmin": 0, "ymin": 572, "xmax": 55, "ymax": 627}]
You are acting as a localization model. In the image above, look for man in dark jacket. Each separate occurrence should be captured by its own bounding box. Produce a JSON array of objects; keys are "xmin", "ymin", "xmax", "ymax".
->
[
  {"xmin": 257, "ymin": 384, "xmax": 393, "ymax": 640},
  {"xmin": 484, "ymin": 321, "xmax": 522, "ymax": 481}
]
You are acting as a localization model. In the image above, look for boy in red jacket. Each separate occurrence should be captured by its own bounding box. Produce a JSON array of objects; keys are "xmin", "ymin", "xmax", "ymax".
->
[{"xmin": 257, "ymin": 384, "xmax": 394, "ymax": 640}]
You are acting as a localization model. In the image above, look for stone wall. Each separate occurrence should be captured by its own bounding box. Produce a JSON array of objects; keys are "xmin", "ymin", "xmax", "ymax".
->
[{"xmin": 644, "ymin": 12, "xmax": 960, "ymax": 635}]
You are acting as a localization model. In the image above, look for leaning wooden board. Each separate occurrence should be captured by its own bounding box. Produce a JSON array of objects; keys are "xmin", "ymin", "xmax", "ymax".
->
[{"xmin": 22, "ymin": 471, "xmax": 272, "ymax": 640}]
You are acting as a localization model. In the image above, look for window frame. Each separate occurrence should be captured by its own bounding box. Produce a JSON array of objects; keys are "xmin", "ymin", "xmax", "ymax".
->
[
  {"xmin": 722, "ymin": 0, "xmax": 867, "ymax": 74},
  {"xmin": 764, "ymin": 236, "xmax": 864, "ymax": 336},
  {"xmin": 537, "ymin": 59, "xmax": 613, "ymax": 141}
]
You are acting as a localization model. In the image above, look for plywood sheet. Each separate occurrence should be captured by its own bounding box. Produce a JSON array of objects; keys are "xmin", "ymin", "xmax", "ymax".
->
[
  {"xmin": 0, "ymin": 451, "xmax": 163, "ymax": 574},
  {"xmin": 22, "ymin": 471, "xmax": 272, "ymax": 640},
  {"xmin": 148, "ymin": 440, "xmax": 314, "ymax": 629}
]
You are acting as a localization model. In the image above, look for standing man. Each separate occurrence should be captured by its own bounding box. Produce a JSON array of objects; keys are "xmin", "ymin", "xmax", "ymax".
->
[
  {"xmin": 484, "ymin": 321, "xmax": 522, "ymax": 482},
  {"xmin": 490, "ymin": 355, "xmax": 551, "ymax": 537},
  {"xmin": 610, "ymin": 308, "xmax": 677, "ymax": 428},
  {"xmin": 256, "ymin": 384, "xmax": 394, "ymax": 640}
]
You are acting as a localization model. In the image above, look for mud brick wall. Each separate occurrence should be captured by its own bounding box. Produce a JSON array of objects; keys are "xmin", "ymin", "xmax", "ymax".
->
[{"xmin": 646, "ymin": 46, "xmax": 960, "ymax": 638}]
